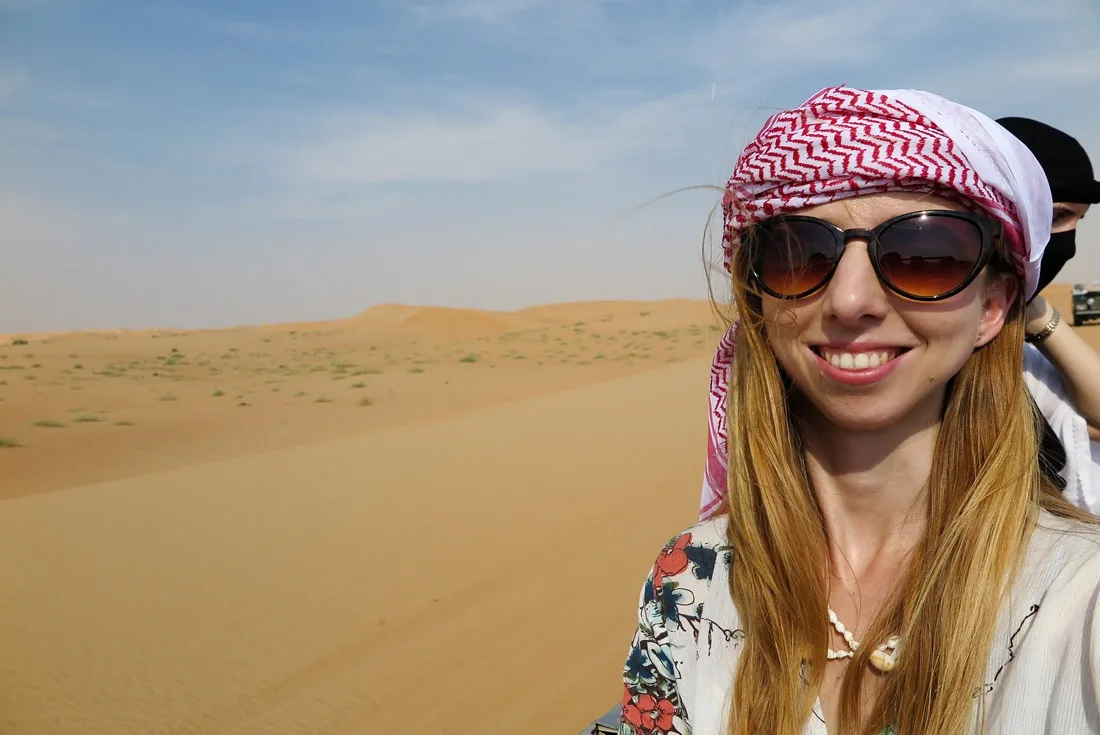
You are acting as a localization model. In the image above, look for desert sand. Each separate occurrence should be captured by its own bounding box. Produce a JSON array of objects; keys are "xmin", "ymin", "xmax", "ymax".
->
[{"xmin": 0, "ymin": 286, "xmax": 1095, "ymax": 735}]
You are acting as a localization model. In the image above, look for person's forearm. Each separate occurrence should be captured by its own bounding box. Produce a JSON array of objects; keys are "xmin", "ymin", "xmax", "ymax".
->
[{"xmin": 1027, "ymin": 296, "xmax": 1100, "ymax": 431}]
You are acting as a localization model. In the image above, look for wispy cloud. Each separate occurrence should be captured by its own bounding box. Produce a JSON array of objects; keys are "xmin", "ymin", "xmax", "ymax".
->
[
  {"xmin": 409, "ymin": 0, "xmax": 614, "ymax": 23},
  {"xmin": 1004, "ymin": 47, "xmax": 1100, "ymax": 83},
  {"xmin": 413, "ymin": 0, "xmax": 547, "ymax": 22},
  {"xmin": 964, "ymin": 0, "xmax": 1096, "ymax": 20},
  {"xmin": 903, "ymin": 45, "xmax": 1100, "ymax": 111},
  {"xmin": 688, "ymin": 0, "xmax": 954, "ymax": 88},
  {"xmin": 233, "ymin": 186, "xmax": 417, "ymax": 223},
  {"xmin": 271, "ymin": 92, "xmax": 707, "ymax": 185}
]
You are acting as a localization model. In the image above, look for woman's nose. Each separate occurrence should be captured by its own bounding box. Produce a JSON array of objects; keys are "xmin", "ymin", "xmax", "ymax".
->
[{"xmin": 820, "ymin": 241, "xmax": 890, "ymax": 324}]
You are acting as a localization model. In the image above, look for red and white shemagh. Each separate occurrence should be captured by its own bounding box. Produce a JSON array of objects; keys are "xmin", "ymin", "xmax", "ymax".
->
[{"xmin": 699, "ymin": 85, "xmax": 1052, "ymax": 521}]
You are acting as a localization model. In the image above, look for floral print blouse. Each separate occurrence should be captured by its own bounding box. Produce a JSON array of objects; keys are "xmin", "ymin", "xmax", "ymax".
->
[
  {"xmin": 591, "ymin": 512, "xmax": 1100, "ymax": 735},
  {"xmin": 620, "ymin": 528, "xmax": 731, "ymax": 735}
]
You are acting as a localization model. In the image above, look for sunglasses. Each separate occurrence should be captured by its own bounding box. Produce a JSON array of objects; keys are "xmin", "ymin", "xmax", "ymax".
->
[{"xmin": 748, "ymin": 209, "xmax": 1001, "ymax": 301}]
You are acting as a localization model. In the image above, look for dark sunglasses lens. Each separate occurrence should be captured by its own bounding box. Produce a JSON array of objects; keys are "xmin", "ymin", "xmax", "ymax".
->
[
  {"xmin": 877, "ymin": 214, "xmax": 985, "ymax": 298},
  {"xmin": 755, "ymin": 220, "xmax": 837, "ymax": 296}
]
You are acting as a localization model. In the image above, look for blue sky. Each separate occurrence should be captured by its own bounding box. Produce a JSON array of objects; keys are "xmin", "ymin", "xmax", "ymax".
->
[{"xmin": 2, "ymin": 0, "xmax": 1099, "ymax": 331}]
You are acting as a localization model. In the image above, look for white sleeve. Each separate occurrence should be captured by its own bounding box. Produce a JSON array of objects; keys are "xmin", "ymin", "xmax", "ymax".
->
[
  {"xmin": 1024, "ymin": 344, "xmax": 1069, "ymax": 407},
  {"xmin": 1023, "ymin": 345, "xmax": 1100, "ymax": 514}
]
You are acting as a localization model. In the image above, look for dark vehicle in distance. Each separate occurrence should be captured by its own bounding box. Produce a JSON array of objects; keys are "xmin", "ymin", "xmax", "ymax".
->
[{"xmin": 1073, "ymin": 282, "xmax": 1100, "ymax": 326}]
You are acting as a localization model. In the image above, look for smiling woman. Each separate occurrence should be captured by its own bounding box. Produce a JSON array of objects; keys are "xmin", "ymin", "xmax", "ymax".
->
[
  {"xmin": 752, "ymin": 193, "xmax": 1014, "ymax": 431},
  {"xmin": 610, "ymin": 86, "xmax": 1100, "ymax": 735}
]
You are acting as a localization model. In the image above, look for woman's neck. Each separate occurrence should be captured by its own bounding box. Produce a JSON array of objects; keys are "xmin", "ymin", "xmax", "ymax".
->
[{"xmin": 798, "ymin": 405, "xmax": 940, "ymax": 579}]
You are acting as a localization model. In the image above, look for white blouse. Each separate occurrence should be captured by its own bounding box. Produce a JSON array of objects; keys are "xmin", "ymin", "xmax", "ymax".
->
[
  {"xmin": 618, "ymin": 512, "xmax": 1100, "ymax": 734},
  {"xmin": 1024, "ymin": 344, "xmax": 1100, "ymax": 514}
]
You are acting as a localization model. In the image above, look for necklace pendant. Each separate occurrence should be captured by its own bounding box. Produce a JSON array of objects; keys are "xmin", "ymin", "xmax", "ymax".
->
[{"xmin": 869, "ymin": 637, "xmax": 901, "ymax": 672}]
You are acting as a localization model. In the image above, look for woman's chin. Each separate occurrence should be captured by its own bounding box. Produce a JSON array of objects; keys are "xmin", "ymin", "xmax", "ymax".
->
[{"xmin": 799, "ymin": 393, "xmax": 941, "ymax": 434}]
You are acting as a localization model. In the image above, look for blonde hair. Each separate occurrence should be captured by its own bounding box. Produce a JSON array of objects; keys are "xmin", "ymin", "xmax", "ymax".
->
[{"xmin": 717, "ymin": 232, "xmax": 1097, "ymax": 734}]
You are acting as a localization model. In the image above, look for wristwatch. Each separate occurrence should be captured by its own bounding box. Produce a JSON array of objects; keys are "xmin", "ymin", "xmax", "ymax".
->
[{"xmin": 1025, "ymin": 307, "xmax": 1060, "ymax": 344}]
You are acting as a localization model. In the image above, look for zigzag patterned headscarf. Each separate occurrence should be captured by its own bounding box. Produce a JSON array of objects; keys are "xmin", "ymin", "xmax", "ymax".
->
[{"xmin": 699, "ymin": 85, "xmax": 1052, "ymax": 521}]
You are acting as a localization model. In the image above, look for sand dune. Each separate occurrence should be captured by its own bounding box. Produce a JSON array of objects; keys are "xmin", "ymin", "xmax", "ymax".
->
[
  {"xmin": 0, "ymin": 289, "xmax": 1096, "ymax": 735},
  {"xmin": 0, "ymin": 299, "xmax": 726, "ymax": 500},
  {"xmin": 392, "ymin": 306, "xmax": 533, "ymax": 338},
  {"xmin": 0, "ymin": 356, "xmax": 707, "ymax": 735}
]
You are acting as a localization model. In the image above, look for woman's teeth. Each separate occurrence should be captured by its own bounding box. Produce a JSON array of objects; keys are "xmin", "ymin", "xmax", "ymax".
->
[{"xmin": 820, "ymin": 349, "xmax": 896, "ymax": 370}]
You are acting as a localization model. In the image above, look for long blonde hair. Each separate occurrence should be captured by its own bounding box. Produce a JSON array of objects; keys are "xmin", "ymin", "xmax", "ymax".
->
[{"xmin": 718, "ymin": 235, "xmax": 1096, "ymax": 734}]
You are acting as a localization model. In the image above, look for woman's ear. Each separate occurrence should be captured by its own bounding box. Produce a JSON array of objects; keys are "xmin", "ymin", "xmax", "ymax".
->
[{"xmin": 975, "ymin": 272, "xmax": 1018, "ymax": 348}]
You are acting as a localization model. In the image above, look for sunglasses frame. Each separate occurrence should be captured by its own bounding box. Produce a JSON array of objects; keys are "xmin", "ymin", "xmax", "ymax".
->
[{"xmin": 749, "ymin": 209, "xmax": 1002, "ymax": 302}]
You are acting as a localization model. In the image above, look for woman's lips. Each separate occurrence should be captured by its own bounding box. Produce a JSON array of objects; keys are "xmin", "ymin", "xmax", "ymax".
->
[
  {"xmin": 820, "ymin": 347, "xmax": 897, "ymax": 370},
  {"xmin": 810, "ymin": 346, "xmax": 911, "ymax": 386}
]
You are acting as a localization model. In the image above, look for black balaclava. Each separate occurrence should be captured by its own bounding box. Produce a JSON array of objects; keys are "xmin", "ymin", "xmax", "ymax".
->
[
  {"xmin": 1038, "ymin": 231, "xmax": 1078, "ymax": 298},
  {"xmin": 997, "ymin": 116, "xmax": 1100, "ymax": 297}
]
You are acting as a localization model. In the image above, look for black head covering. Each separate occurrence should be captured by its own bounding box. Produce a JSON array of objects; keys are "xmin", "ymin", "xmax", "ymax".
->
[
  {"xmin": 998, "ymin": 116, "xmax": 1097, "ymax": 298},
  {"xmin": 997, "ymin": 116, "xmax": 1100, "ymax": 205}
]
